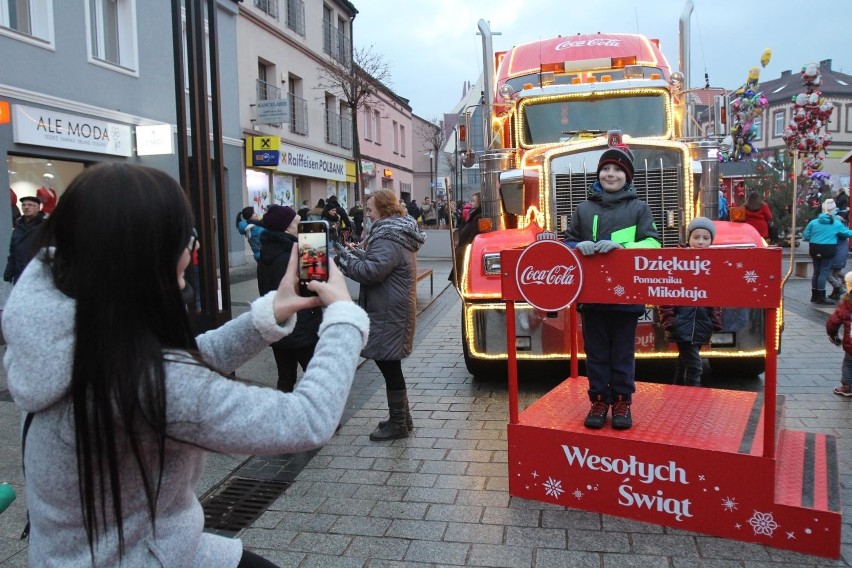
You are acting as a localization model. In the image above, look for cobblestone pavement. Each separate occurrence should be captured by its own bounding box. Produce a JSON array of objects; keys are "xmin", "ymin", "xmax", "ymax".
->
[{"xmin": 1, "ymin": 255, "xmax": 850, "ymax": 567}]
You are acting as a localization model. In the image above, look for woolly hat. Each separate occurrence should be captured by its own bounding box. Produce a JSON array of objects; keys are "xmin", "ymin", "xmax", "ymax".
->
[
  {"xmin": 687, "ymin": 216, "xmax": 715, "ymax": 243},
  {"xmin": 822, "ymin": 198, "xmax": 837, "ymax": 215},
  {"xmin": 263, "ymin": 205, "xmax": 297, "ymax": 233},
  {"xmin": 19, "ymin": 195, "xmax": 40, "ymax": 204},
  {"xmin": 597, "ymin": 144, "xmax": 635, "ymax": 184},
  {"xmin": 846, "ymin": 271, "xmax": 852, "ymax": 293}
]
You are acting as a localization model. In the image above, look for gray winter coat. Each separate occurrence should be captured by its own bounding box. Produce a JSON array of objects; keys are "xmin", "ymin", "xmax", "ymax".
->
[
  {"xmin": 2, "ymin": 255, "xmax": 369, "ymax": 567},
  {"xmin": 337, "ymin": 214, "xmax": 424, "ymax": 361}
]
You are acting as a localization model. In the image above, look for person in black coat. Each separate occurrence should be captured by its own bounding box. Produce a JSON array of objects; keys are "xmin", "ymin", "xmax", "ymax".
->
[
  {"xmin": 659, "ymin": 217, "xmax": 723, "ymax": 387},
  {"xmin": 257, "ymin": 205, "xmax": 322, "ymax": 392},
  {"xmin": 4, "ymin": 195, "xmax": 46, "ymax": 284}
]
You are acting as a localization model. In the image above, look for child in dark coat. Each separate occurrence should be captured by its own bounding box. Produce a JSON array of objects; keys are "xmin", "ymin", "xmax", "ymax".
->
[
  {"xmin": 659, "ymin": 217, "xmax": 723, "ymax": 387},
  {"xmin": 825, "ymin": 271, "xmax": 852, "ymax": 397},
  {"xmin": 563, "ymin": 141, "xmax": 661, "ymax": 430}
]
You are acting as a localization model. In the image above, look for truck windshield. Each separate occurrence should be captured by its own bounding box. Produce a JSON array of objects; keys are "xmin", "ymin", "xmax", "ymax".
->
[{"xmin": 521, "ymin": 94, "xmax": 667, "ymax": 144}]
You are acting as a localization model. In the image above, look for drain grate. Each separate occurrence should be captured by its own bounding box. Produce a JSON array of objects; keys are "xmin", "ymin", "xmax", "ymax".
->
[{"xmin": 201, "ymin": 476, "xmax": 290, "ymax": 534}]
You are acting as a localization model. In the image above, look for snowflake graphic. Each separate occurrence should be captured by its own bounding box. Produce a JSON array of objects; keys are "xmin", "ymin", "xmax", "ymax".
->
[
  {"xmin": 743, "ymin": 270, "xmax": 758, "ymax": 284},
  {"xmin": 748, "ymin": 510, "xmax": 779, "ymax": 537},
  {"xmin": 721, "ymin": 497, "xmax": 738, "ymax": 511},
  {"xmin": 613, "ymin": 284, "xmax": 625, "ymax": 296},
  {"xmin": 606, "ymin": 276, "xmax": 613, "ymax": 283},
  {"xmin": 736, "ymin": 262, "xmax": 744, "ymax": 268},
  {"xmin": 572, "ymin": 489, "xmax": 584, "ymax": 500},
  {"xmin": 786, "ymin": 531, "xmax": 796, "ymax": 540},
  {"xmin": 543, "ymin": 477, "xmax": 564, "ymax": 499}
]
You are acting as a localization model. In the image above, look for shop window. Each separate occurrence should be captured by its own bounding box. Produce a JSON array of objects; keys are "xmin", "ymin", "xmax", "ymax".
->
[
  {"xmin": 0, "ymin": 0, "xmax": 54, "ymax": 46},
  {"xmin": 7, "ymin": 156, "xmax": 85, "ymax": 220},
  {"xmin": 86, "ymin": 0, "xmax": 138, "ymax": 73}
]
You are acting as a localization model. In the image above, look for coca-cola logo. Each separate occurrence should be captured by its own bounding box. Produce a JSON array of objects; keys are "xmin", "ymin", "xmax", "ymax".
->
[
  {"xmin": 554, "ymin": 38, "xmax": 622, "ymax": 50},
  {"xmin": 519, "ymin": 265, "xmax": 577, "ymax": 286},
  {"xmin": 516, "ymin": 240, "xmax": 582, "ymax": 311}
]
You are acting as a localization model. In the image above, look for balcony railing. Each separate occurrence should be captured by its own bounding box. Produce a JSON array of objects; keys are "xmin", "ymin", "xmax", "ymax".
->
[
  {"xmin": 325, "ymin": 109, "xmax": 341, "ymax": 145},
  {"xmin": 286, "ymin": 0, "xmax": 305, "ymax": 37},
  {"xmin": 254, "ymin": 0, "xmax": 278, "ymax": 19},
  {"xmin": 322, "ymin": 19, "xmax": 350, "ymax": 66},
  {"xmin": 256, "ymin": 79, "xmax": 281, "ymax": 101},
  {"xmin": 289, "ymin": 93, "xmax": 308, "ymax": 135}
]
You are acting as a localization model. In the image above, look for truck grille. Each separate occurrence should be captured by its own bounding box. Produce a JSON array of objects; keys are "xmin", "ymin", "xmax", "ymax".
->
[{"xmin": 553, "ymin": 159, "xmax": 683, "ymax": 248}]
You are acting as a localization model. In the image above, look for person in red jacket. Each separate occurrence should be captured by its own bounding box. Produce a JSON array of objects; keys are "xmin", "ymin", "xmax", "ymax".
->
[
  {"xmin": 743, "ymin": 190, "xmax": 772, "ymax": 239},
  {"xmin": 826, "ymin": 271, "xmax": 852, "ymax": 397}
]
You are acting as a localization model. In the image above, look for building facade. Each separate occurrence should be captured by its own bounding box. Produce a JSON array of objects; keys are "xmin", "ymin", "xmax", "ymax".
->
[
  {"xmin": 236, "ymin": 0, "xmax": 358, "ymax": 265},
  {"xmin": 748, "ymin": 60, "xmax": 852, "ymax": 189},
  {"xmin": 0, "ymin": 0, "xmax": 245, "ymax": 276},
  {"xmin": 357, "ymin": 83, "xmax": 413, "ymax": 204}
]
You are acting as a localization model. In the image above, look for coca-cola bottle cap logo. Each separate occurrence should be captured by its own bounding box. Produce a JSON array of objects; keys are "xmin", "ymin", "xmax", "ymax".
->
[{"xmin": 515, "ymin": 240, "xmax": 582, "ymax": 311}]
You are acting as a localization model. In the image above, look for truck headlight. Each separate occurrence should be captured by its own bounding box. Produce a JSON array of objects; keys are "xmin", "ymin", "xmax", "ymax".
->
[{"xmin": 484, "ymin": 253, "xmax": 501, "ymax": 274}]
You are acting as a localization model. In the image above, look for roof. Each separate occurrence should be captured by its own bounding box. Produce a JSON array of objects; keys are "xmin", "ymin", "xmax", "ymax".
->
[{"xmin": 752, "ymin": 63, "xmax": 852, "ymax": 105}]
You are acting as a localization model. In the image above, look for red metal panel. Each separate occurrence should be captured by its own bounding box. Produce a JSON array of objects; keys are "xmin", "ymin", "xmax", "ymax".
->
[{"xmin": 502, "ymin": 246, "xmax": 782, "ymax": 308}]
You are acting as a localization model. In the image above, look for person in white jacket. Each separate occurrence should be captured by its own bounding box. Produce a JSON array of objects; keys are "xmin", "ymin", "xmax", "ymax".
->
[{"xmin": 2, "ymin": 163, "xmax": 369, "ymax": 568}]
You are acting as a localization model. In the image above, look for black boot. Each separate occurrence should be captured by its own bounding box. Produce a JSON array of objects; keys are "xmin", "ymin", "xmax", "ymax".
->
[
  {"xmin": 377, "ymin": 390, "xmax": 413, "ymax": 431},
  {"xmin": 370, "ymin": 389, "xmax": 410, "ymax": 441},
  {"xmin": 829, "ymin": 287, "xmax": 843, "ymax": 300},
  {"xmin": 810, "ymin": 288, "xmax": 819, "ymax": 303},
  {"xmin": 816, "ymin": 290, "xmax": 835, "ymax": 305}
]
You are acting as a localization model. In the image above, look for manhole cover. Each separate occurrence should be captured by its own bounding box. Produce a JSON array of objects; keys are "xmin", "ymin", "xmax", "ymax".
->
[{"xmin": 202, "ymin": 476, "xmax": 290, "ymax": 534}]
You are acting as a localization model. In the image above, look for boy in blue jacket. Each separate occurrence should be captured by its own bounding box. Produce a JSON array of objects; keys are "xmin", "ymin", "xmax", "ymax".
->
[{"xmin": 564, "ymin": 141, "xmax": 661, "ymax": 430}]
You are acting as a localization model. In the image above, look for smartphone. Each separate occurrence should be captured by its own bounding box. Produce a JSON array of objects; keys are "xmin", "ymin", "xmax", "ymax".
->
[{"xmin": 297, "ymin": 220, "xmax": 330, "ymax": 296}]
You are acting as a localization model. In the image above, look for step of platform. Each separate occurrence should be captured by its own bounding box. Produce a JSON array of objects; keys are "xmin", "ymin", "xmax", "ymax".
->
[{"xmin": 507, "ymin": 377, "xmax": 841, "ymax": 559}]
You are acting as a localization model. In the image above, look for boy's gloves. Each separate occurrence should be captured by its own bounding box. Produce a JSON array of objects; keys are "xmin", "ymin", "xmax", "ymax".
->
[
  {"xmin": 575, "ymin": 241, "xmax": 596, "ymax": 256},
  {"xmin": 594, "ymin": 240, "xmax": 623, "ymax": 253},
  {"xmin": 829, "ymin": 334, "xmax": 842, "ymax": 346}
]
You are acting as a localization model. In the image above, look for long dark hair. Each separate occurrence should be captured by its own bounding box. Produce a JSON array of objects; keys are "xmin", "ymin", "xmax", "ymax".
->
[
  {"xmin": 36, "ymin": 163, "xmax": 197, "ymax": 557},
  {"xmin": 745, "ymin": 190, "xmax": 764, "ymax": 211}
]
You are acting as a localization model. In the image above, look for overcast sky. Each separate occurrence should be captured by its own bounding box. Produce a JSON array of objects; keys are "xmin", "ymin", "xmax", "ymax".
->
[{"xmin": 351, "ymin": 0, "xmax": 848, "ymax": 121}]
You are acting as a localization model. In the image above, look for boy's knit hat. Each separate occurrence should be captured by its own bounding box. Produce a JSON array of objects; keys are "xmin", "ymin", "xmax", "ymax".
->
[
  {"xmin": 597, "ymin": 144, "xmax": 635, "ymax": 184},
  {"xmin": 263, "ymin": 205, "xmax": 297, "ymax": 232},
  {"xmin": 845, "ymin": 271, "xmax": 852, "ymax": 293},
  {"xmin": 823, "ymin": 198, "xmax": 837, "ymax": 215},
  {"xmin": 687, "ymin": 216, "xmax": 716, "ymax": 243}
]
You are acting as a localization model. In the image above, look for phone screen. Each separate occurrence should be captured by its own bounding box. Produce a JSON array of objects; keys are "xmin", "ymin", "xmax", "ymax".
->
[{"xmin": 298, "ymin": 220, "xmax": 330, "ymax": 296}]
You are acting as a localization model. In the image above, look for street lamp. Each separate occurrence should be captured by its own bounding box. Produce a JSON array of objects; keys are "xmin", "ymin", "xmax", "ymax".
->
[{"xmin": 427, "ymin": 150, "xmax": 434, "ymax": 202}]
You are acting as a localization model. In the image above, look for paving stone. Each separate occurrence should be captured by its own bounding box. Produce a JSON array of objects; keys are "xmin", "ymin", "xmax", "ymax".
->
[{"xmin": 404, "ymin": 539, "xmax": 470, "ymax": 565}]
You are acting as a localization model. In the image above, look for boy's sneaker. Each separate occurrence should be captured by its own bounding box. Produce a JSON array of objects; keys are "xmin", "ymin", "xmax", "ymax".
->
[
  {"xmin": 584, "ymin": 401, "xmax": 609, "ymax": 429},
  {"xmin": 834, "ymin": 384, "xmax": 852, "ymax": 397},
  {"xmin": 611, "ymin": 400, "xmax": 633, "ymax": 430}
]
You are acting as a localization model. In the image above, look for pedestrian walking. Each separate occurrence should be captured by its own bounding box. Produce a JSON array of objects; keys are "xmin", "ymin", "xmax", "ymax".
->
[
  {"xmin": 803, "ymin": 198, "xmax": 852, "ymax": 305},
  {"xmin": 743, "ymin": 190, "xmax": 772, "ymax": 240},
  {"xmin": 4, "ymin": 195, "xmax": 46, "ymax": 284}
]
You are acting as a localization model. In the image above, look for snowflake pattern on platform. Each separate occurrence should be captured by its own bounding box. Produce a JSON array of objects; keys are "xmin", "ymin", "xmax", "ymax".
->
[
  {"xmin": 743, "ymin": 270, "xmax": 758, "ymax": 284},
  {"xmin": 747, "ymin": 510, "xmax": 779, "ymax": 537},
  {"xmin": 543, "ymin": 477, "xmax": 564, "ymax": 498},
  {"xmin": 721, "ymin": 497, "xmax": 738, "ymax": 511}
]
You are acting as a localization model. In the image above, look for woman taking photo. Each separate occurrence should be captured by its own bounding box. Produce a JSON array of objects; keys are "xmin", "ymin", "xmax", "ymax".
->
[
  {"xmin": 333, "ymin": 189, "xmax": 425, "ymax": 441},
  {"xmin": 3, "ymin": 163, "xmax": 368, "ymax": 567}
]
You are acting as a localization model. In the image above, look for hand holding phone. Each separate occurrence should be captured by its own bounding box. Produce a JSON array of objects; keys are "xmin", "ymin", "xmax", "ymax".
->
[{"xmin": 298, "ymin": 220, "xmax": 330, "ymax": 297}]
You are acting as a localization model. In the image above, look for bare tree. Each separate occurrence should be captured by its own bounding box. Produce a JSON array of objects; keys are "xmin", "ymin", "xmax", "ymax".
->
[{"xmin": 316, "ymin": 45, "xmax": 391, "ymax": 203}]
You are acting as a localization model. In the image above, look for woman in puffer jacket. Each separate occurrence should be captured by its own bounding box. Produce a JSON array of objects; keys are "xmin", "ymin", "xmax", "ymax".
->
[
  {"xmin": 333, "ymin": 188, "xmax": 425, "ymax": 441},
  {"xmin": 803, "ymin": 198, "xmax": 852, "ymax": 305}
]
